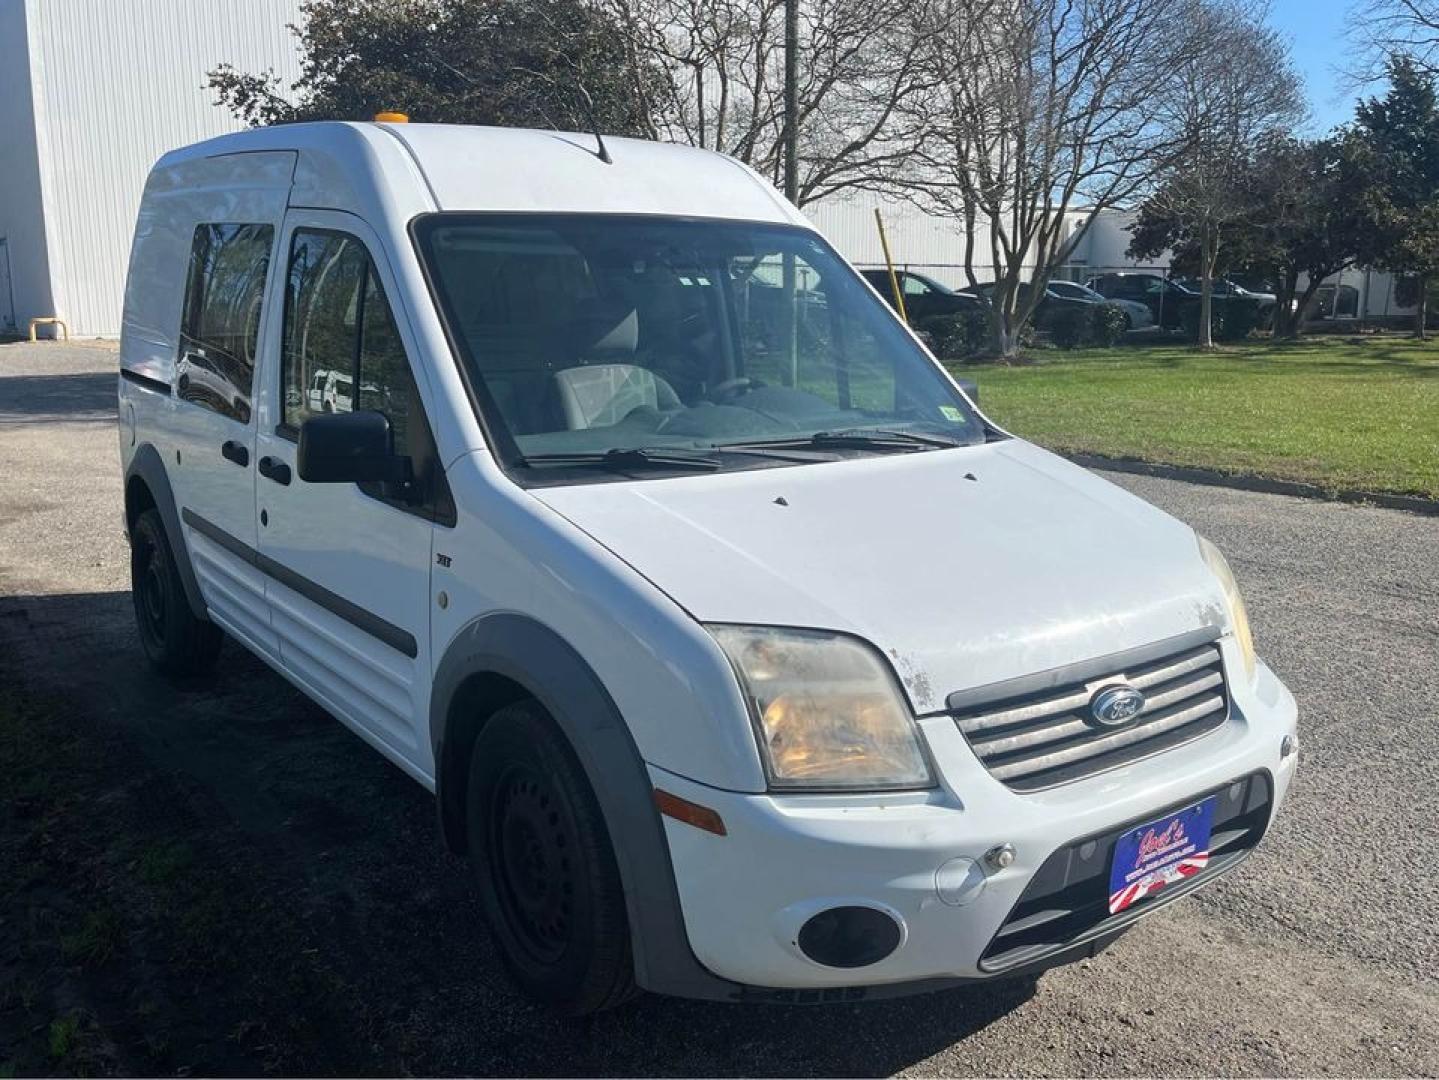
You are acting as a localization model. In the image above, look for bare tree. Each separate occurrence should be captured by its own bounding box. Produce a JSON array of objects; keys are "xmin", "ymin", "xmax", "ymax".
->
[
  {"xmin": 1348, "ymin": 0, "xmax": 1439, "ymax": 83},
  {"xmin": 1134, "ymin": 1, "xmax": 1304, "ymax": 347},
  {"xmin": 599, "ymin": 0, "xmax": 936, "ymax": 204},
  {"xmin": 891, "ymin": 0, "xmax": 1215, "ymax": 357}
]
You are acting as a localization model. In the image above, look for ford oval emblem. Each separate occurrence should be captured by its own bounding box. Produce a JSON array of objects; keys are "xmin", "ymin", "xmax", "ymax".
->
[{"xmin": 1089, "ymin": 684, "xmax": 1146, "ymax": 727}]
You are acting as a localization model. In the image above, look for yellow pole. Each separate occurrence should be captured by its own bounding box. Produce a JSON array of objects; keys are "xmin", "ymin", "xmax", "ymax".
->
[{"xmin": 875, "ymin": 209, "xmax": 908, "ymax": 324}]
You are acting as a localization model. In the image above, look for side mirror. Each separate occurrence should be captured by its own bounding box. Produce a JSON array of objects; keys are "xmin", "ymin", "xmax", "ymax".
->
[
  {"xmin": 957, "ymin": 378, "xmax": 979, "ymax": 405},
  {"xmin": 297, "ymin": 410, "xmax": 407, "ymax": 484}
]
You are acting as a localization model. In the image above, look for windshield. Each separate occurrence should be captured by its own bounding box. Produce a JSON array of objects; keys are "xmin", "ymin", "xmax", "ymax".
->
[
  {"xmin": 1054, "ymin": 282, "xmax": 1104, "ymax": 302},
  {"xmin": 913, "ymin": 273, "xmax": 956, "ymax": 295},
  {"xmin": 415, "ymin": 214, "xmax": 987, "ymax": 481}
]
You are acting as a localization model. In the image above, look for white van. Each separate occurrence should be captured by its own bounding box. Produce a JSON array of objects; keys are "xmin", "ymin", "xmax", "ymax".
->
[{"xmin": 118, "ymin": 121, "xmax": 1298, "ymax": 1015}]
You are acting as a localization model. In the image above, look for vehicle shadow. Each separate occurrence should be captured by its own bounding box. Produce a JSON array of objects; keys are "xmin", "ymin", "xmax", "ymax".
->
[
  {"xmin": 0, "ymin": 371, "xmax": 117, "ymax": 423},
  {"xmin": 0, "ymin": 588, "xmax": 1036, "ymax": 1076}
]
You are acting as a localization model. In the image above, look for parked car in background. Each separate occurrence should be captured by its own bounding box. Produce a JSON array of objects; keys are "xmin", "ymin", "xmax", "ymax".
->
[
  {"xmin": 1088, "ymin": 273, "xmax": 1269, "ymax": 333},
  {"xmin": 1173, "ymin": 278, "xmax": 1276, "ymax": 325},
  {"xmin": 859, "ymin": 268, "xmax": 986, "ymax": 323},
  {"xmin": 1310, "ymin": 282, "xmax": 1360, "ymax": 321},
  {"xmin": 1173, "ymin": 277, "xmax": 1276, "ymax": 305},
  {"xmin": 1086, "ymin": 273, "xmax": 1198, "ymax": 330},
  {"xmin": 1046, "ymin": 280, "xmax": 1154, "ymax": 330},
  {"xmin": 970, "ymin": 280, "xmax": 1092, "ymax": 331},
  {"xmin": 1086, "ymin": 273, "xmax": 1188, "ymax": 329}
]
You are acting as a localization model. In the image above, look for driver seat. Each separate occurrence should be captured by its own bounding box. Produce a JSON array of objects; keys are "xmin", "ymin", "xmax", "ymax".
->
[
  {"xmin": 554, "ymin": 363, "xmax": 682, "ymax": 429},
  {"xmin": 552, "ymin": 304, "xmax": 681, "ymax": 429}
]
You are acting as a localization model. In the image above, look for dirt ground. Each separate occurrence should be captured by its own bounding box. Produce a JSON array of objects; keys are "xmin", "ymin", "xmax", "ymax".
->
[{"xmin": 2, "ymin": 342, "xmax": 1437, "ymax": 1077}]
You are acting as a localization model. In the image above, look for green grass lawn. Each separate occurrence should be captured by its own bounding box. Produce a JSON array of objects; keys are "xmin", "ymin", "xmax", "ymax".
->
[{"xmin": 954, "ymin": 336, "xmax": 1439, "ymax": 499}]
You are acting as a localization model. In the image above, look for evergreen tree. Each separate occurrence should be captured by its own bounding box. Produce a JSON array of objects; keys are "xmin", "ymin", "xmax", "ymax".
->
[{"xmin": 1350, "ymin": 57, "xmax": 1439, "ymax": 338}]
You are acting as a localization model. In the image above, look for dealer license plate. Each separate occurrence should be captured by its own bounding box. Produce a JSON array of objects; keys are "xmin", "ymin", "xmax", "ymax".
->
[{"xmin": 1108, "ymin": 797, "xmax": 1217, "ymax": 915}]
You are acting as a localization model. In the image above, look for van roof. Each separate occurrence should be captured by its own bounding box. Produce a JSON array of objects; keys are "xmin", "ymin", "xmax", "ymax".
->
[{"xmin": 151, "ymin": 121, "xmax": 803, "ymax": 226}]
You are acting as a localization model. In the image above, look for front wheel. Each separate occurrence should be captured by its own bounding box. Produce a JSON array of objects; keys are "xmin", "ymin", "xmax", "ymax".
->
[
  {"xmin": 130, "ymin": 508, "xmax": 223, "ymax": 678},
  {"xmin": 466, "ymin": 700, "xmax": 636, "ymax": 1015}
]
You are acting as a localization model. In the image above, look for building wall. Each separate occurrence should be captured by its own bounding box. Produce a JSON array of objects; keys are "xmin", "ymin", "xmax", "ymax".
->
[
  {"xmin": 18, "ymin": 0, "xmax": 305, "ymax": 337},
  {"xmin": 806, "ymin": 194, "xmax": 976, "ymax": 288},
  {"xmin": 806, "ymin": 193, "xmax": 1110, "ymax": 288},
  {"xmin": 0, "ymin": 0, "xmax": 51, "ymax": 333},
  {"xmin": 1064, "ymin": 208, "xmax": 1152, "ymax": 271}
]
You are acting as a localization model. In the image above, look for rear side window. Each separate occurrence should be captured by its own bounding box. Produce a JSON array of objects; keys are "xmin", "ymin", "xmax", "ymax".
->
[
  {"xmin": 280, "ymin": 229, "xmax": 411, "ymax": 451},
  {"xmin": 177, "ymin": 223, "xmax": 274, "ymax": 423}
]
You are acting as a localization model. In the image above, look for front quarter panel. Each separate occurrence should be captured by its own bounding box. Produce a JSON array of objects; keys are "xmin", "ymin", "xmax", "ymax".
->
[{"xmin": 431, "ymin": 453, "xmax": 767, "ymax": 794}]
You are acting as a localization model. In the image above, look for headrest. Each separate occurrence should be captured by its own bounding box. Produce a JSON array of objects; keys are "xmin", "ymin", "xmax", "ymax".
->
[{"xmin": 569, "ymin": 300, "xmax": 638, "ymax": 355}]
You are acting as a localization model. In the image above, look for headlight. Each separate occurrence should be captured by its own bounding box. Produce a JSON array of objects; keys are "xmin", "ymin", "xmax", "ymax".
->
[
  {"xmin": 1197, "ymin": 535, "xmax": 1257, "ymax": 683},
  {"xmin": 707, "ymin": 625, "xmax": 934, "ymax": 791}
]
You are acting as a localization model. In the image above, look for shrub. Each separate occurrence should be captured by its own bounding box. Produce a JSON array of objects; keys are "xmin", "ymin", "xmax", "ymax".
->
[
  {"xmin": 1087, "ymin": 304, "xmax": 1130, "ymax": 346},
  {"xmin": 1181, "ymin": 297, "xmax": 1263, "ymax": 342},
  {"xmin": 1049, "ymin": 303, "xmax": 1130, "ymax": 349},
  {"xmin": 1217, "ymin": 300, "xmax": 1262, "ymax": 341},
  {"xmin": 916, "ymin": 309, "xmax": 991, "ymax": 360},
  {"xmin": 1048, "ymin": 306, "xmax": 1090, "ymax": 349}
]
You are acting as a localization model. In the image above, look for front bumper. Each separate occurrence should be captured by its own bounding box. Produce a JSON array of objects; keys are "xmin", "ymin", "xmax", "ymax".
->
[{"xmin": 651, "ymin": 648, "xmax": 1297, "ymax": 993}]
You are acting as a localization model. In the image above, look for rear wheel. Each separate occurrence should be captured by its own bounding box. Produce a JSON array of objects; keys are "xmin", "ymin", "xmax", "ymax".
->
[
  {"xmin": 466, "ymin": 700, "xmax": 636, "ymax": 1015},
  {"xmin": 130, "ymin": 508, "xmax": 223, "ymax": 677}
]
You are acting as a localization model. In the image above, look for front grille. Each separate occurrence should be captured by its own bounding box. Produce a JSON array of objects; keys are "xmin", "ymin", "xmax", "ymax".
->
[
  {"xmin": 980, "ymin": 771, "xmax": 1272, "ymax": 972},
  {"xmin": 952, "ymin": 631, "xmax": 1230, "ymax": 792}
]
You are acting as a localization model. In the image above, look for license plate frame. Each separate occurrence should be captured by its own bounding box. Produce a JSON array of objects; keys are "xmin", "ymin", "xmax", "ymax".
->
[{"xmin": 1108, "ymin": 796, "xmax": 1217, "ymax": 915}]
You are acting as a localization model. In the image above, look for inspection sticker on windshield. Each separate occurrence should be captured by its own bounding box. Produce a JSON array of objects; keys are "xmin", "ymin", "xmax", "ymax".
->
[
  {"xmin": 1108, "ymin": 797, "xmax": 1216, "ymax": 915},
  {"xmin": 939, "ymin": 405, "xmax": 966, "ymax": 422}
]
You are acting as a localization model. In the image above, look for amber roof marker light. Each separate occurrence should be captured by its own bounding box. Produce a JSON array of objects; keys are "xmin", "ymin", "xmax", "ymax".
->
[{"xmin": 374, "ymin": 111, "xmax": 409, "ymax": 123}]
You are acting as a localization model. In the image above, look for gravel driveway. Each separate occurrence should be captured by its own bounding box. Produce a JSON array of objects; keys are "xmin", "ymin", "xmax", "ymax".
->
[{"xmin": 2, "ymin": 341, "xmax": 1436, "ymax": 1076}]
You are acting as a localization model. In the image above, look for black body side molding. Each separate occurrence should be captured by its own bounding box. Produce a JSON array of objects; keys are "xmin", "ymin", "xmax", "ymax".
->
[
  {"xmin": 179, "ymin": 508, "xmax": 419, "ymax": 659},
  {"xmin": 120, "ymin": 368, "xmax": 173, "ymax": 396}
]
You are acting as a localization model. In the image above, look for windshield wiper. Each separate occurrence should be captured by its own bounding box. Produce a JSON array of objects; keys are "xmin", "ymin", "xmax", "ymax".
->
[
  {"xmin": 816, "ymin": 428, "xmax": 967, "ymax": 447},
  {"xmin": 722, "ymin": 428, "xmax": 968, "ymax": 453},
  {"xmin": 518, "ymin": 447, "xmax": 722, "ymax": 471}
]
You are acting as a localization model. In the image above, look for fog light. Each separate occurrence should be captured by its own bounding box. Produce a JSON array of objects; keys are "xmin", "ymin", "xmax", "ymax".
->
[
  {"xmin": 984, "ymin": 842, "xmax": 1016, "ymax": 870},
  {"xmin": 796, "ymin": 906, "xmax": 902, "ymax": 968},
  {"xmin": 1281, "ymin": 733, "xmax": 1298, "ymax": 759}
]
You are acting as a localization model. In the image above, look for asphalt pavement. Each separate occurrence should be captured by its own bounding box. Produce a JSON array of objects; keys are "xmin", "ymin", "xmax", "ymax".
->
[{"xmin": 1, "ymin": 341, "xmax": 1436, "ymax": 1076}]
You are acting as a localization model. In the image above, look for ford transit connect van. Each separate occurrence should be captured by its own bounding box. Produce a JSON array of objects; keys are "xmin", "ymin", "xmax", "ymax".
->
[{"xmin": 118, "ymin": 122, "xmax": 1298, "ymax": 1015}]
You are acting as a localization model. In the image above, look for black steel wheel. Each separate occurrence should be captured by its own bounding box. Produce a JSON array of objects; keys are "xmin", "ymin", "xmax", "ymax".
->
[
  {"xmin": 130, "ymin": 508, "xmax": 223, "ymax": 677},
  {"xmin": 466, "ymin": 700, "xmax": 635, "ymax": 1014},
  {"xmin": 489, "ymin": 765, "xmax": 577, "ymax": 965}
]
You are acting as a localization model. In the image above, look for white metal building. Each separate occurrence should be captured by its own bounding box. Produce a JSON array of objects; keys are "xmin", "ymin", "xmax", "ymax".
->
[{"xmin": 0, "ymin": 0, "xmax": 304, "ymax": 337}]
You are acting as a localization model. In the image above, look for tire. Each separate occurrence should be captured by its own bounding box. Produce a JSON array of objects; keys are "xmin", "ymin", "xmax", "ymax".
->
[
  {"xmin": 466, "ymin": 700, "xmax": 636, "ymax": 1015},
  {"xmin": 130, "ymin": 508, "xmax": 223, "ymax": 678}
]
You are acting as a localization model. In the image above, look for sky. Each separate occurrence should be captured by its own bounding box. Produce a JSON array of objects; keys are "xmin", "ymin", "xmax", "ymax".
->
[{"xmin": 1269, "ymin": 0, "xmax": 1365, "ymax": 133}]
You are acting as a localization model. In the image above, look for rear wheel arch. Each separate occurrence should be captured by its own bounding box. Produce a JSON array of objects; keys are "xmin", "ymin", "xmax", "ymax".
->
[
  {"xmin": 124, "ymin": 443, "xmax": 206, "ymax": 619},
  {"xmin": 125, "ymin": 473, "xmax": 157, "ymax": 534}
]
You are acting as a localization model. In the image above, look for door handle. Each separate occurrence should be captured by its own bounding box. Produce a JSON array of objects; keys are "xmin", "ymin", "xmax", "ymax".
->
[
  {"xmin": 257, "ymin": 456, "xmax": 292, "ymax": 486},
  {"xmin": 220, "ymin": 440, "xmax": 249, "ymax": 467}
]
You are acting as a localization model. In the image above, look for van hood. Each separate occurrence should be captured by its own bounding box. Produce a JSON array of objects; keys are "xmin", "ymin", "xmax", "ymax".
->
[{"xmin": 532, "ymin": 440, "xmax": 1230, "ymax": 714}]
